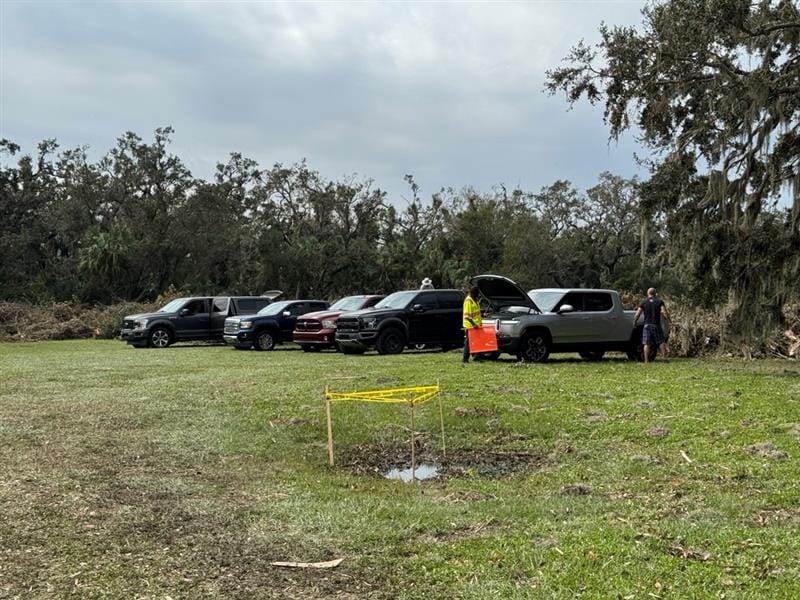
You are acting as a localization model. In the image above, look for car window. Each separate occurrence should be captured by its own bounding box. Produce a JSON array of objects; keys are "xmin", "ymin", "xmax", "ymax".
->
[
  {"xmin": 183, "ymin": 299, "xmax": 208, "ymax": 315},
  {"xmin": 237, "ymin": 298, "xmax": 269, "ymax": 313},
  {"xmin": 329, "ymin": 297, "xmax": 365, "ymax": 311},
  {"xmin": 288, "ymin": 303, "xmax": 308, "ymax": 316},
  {"xmin": 554, "ymin": 292, "xmax": 583, "ymax": 312},
  {"xmin": 374, "ymin": 291, "xmax": 417, "ymax": 309},
  {"xmin": 584, "ymin": 292, "xmax": 613, "ymax": 312},
  {"xmin": 413, "ymin": 292, "xmax": 438, "ymax": 309},
  {"xmin": 212, "ymin": 297, "xmax": 230, "ymax": 313},
  {"xmin": 436, "ymin": 291, "xmax": 463, "ymax": 309},
  {"xmin": 310, "ymin": 302, "xmax": 328, "ymax": 312}
]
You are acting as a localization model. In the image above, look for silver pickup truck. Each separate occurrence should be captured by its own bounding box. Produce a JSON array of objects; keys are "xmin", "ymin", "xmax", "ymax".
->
[{"xmin": 472, "ymin": 274, "xmax": 658, "ymax": 362}]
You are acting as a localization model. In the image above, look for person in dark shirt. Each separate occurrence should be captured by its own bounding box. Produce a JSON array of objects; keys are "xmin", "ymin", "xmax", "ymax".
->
[{"xmin": 632, "ymin": 287, "xmax": 671, "ymax": 363}]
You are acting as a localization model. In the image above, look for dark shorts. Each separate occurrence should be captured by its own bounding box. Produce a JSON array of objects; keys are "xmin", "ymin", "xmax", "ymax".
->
[{"xmin": 643, "ymin": 324, "xmax": 665, "ymax": 346}]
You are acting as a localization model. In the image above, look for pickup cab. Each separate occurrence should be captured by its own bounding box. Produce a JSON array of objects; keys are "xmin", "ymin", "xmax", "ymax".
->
[
  {"xmin": 472, "ymin": 274, "xmax": 657, "ymax": 362},
  {"xmin": 223, "ymin": 299, "xmax": 330, "ymax": 350},
  {"xmin": 293, "ymin": 295, "xmax": 384, "ymax": 352},
  {"xmin": 121, "ymin": 295, "xmax": 279, "ymax": 348},
  {"xmin": 334, "ymin": 289, "xmax": 464, "ymax": 355}
]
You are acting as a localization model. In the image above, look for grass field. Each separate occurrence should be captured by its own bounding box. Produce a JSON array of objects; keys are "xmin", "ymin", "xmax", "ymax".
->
[{"xmin": 1, "ymin": 341, "xmax": 799, "ymax": 599}]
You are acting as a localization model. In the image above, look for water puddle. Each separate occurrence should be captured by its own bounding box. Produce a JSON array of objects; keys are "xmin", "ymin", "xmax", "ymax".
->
[{"xmin": 384, "ymin": 464, "xmax": 439, "ymax": 482}]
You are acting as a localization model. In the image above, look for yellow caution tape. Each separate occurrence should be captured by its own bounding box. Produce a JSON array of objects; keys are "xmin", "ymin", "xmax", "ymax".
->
[{"xmin": 326, "ymin": 384, "xmax": 440, "ymax": 406}]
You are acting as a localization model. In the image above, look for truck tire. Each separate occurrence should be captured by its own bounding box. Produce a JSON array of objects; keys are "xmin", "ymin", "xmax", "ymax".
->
[
  {"xmin": 376, "ymin": 327, "xmax": 406, "ymax": 355},
  {"xmin": 579, "ymin": 351, "xmax": 605, "ymax": 361},
  {"xmin": 148, "ymin": 327, "xmax": 172, "ymax": 348},
  {"xmin": 517, "ymin": 330, "xmax": 550, "ymax": 363},
  {"xmin": 255, "ymin": 330, "xmax": 276, "ymax": 351}
]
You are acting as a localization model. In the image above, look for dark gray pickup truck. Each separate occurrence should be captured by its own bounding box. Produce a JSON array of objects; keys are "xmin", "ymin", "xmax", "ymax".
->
[{"xmin": 121, "ymin": 294, "xmax": 280, "ymax": 348}]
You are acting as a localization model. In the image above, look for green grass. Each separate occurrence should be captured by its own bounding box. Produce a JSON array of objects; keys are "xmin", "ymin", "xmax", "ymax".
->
[{"xmin": 1, "ymin": 341, "xmax": 799, "ymax": 598}]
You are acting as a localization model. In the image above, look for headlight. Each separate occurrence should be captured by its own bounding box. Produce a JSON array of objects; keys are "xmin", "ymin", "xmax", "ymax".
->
[
  {"xmin": 135, "ymin": 319, "xmax": 149, "ymax": 329},
  {"xmin": 499, "ymin": 320, "xmax": 518, "ymax": 325},
  {"xmin": 239, "ymin": 320, "xmax": 253, "ymax": 329},
  {"xmin": 322, "ymin": 319, "xmax": 337, "ymax": 329},
  {"xmin": 361, "ymin": 317, "xmax": 378, "ymax": 330}
]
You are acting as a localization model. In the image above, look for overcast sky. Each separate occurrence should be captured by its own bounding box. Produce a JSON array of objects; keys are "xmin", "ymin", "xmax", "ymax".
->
[{"xmin": 1, "ymin": 0, "xmax": 648, "ymax": 202}]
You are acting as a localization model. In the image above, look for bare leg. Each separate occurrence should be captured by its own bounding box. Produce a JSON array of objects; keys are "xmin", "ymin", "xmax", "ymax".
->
[
  {"xmin": 659, "ymin": 342, "xmax": 668, "ymax": 358},
  {"xmin": 643, "ymin": 344, "xmax": 651, "ymax": 363}
]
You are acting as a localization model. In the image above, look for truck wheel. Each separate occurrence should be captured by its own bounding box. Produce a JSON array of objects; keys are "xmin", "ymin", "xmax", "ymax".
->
[
  {"xmin": 579, "ymin": 351, "xmax": 605, "ymax": 361},
  {"xmin": 376, "ymin": 328, "xmax": 406, "ymax": 355},
  {"xmin": 255, "ymin": 330, "xmax": 276, "ymax": 351},
  {"xmin": 148, "ymin": 327, "xmax": 172, "ymax": 348},
  {"xmin": 517, "ymin": 331, "xmax": 550, "ymax": 363}
]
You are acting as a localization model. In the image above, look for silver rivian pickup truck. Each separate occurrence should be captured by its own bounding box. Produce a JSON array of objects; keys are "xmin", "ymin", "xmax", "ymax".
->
[{"xmin": 473, "ymin": 274, "xmax": 658, "ymax": 362}]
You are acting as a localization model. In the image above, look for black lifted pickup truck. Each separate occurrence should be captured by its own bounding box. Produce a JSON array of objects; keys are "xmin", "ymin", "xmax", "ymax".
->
[
  {"xmin": 121, "ymin": 295, "xmax": 279, "ymax": 348},
  {"xmin": 334, "ymin": 289, "xmax": 464, "ymax": 354}
]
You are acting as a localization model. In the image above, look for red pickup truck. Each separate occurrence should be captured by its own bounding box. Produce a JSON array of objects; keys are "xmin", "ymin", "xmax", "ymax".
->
[{"xmin": 293, "ymin": 295, "xmax": 384, "ymax": 352}]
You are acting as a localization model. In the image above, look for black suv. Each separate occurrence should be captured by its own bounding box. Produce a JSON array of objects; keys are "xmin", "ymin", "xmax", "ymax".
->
[
  {"xmin": 334, "ymin": 289, "xmax": 464, "ymax": 354},
  {"xmin": 223, "ymin": 299, "xmax": 330, "ymax": 350},
  {"xmin": 121, "ymin": 296, "xmax": 277, "ymax": 348}
]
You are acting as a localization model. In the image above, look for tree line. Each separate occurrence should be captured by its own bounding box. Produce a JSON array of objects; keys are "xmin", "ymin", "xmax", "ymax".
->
[{"xmin": 0, "ymin": 127, "xmax": 658, "ymax": 305}]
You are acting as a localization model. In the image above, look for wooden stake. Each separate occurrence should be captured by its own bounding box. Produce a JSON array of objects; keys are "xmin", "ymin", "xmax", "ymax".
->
[
  {"xmin": 410, "ymin": 401, "xmax": 416, "ymax": 483},
  {"xmin": 325, "ymin": 386, "xmax": 334, "ymax": 466},
  {"xmin": 437, "ymin": 379, "xmax": 446, "ymax": 458}
]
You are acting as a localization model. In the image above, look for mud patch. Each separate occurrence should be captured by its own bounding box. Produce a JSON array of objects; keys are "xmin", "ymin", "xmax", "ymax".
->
[
  {"xmin": 781, "ymin": 423, "xmax": 800, "ymax": 437},
  {"xmin": 422, "ymin": 518, "xmax": 497, "ymax": 544},
  {"xmin": 746, "ymin": 442, "xmax": 789, "ymax": 460},
  {"xmin": 648, "ymin": 426, "xmax": 669, "ymax": 438},
  {"xmin": 339, "ymin": 443, "xmax": 546, "ymax": 479},
  {"xmin": 630, "ymin": 454, "xmax": 660, "ymax": 465},
  {"xmin": 748, "ymin": 506, "xmax": 800, "ymax": 527},
  {"xmin": 586, "ymin": 410, "xmax": 606, "ymax": 424},
  {"xmin": 562, "ymin": 484, "xmax": 593, "ymax": 496}
]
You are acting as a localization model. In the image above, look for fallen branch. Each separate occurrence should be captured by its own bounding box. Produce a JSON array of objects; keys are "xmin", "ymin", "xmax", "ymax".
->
[{"xmin": 270, "ymin": 558, "xmax": 344, "ymax": 569}]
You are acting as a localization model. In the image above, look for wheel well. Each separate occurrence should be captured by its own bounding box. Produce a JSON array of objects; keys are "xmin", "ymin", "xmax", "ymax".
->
[
  {"xmin": 520, "ymin": 326, "xmax": 551, "ymax": 344},
  {"xmin": 378, "ymin": 320, "xmax": 408, "ymax": 337}
]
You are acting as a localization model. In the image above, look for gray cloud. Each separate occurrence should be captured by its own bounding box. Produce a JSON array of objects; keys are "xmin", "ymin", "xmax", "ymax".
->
[{"xmin": 2, "ymin": 0, "xmax": 648, "ymax": 201}]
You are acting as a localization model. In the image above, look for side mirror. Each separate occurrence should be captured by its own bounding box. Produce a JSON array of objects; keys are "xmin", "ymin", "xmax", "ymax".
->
[
  {"xmin": 179, "ymin": 308, "xmax": 191, "ymax": 316},
  {"xmin": 557, "ymin": 304, "xmax": 574, "ymax": 314},
  {"xmin": 411, "ymin": 304, "xmax": 426, "ymax": 313},
  {"xmin": 282, "ymin": 311, "xmax": 292, "ymax": 318}
]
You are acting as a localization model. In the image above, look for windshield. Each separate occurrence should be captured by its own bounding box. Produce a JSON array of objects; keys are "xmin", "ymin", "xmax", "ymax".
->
[
  {"xmin": 528, "ymin": 291, "xmax": 563, "ymax": 313},
  {"xmin": 329, "ymin": 296, "xmax": 368, "ymax": 312},
  {"xmin": 257, "ymin": 301, "xmax": 291, "ymax": 316},
  {"xmin": 158, "ymin": 299, "xmax": 187, "ymax": 313},
  {"xmin": 374, "ymin": 291, "xmax": 417, "ymax": 310}
]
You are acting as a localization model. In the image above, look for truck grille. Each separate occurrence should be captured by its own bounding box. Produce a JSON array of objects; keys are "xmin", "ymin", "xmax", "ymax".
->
[
  {"xmin": 295, "ymin": 319, "xmax": 323, "ymax": 332},
  {"xmin": 224, "ymin": 321, "xmax": 240, "ymax": 335},
  {"xmin": 122, "ymin": 319, "xmax": 137, "ymax": 329},
  {"xmin": 336, "ymin": 318, "xmax": 359, "ymax": 333}
]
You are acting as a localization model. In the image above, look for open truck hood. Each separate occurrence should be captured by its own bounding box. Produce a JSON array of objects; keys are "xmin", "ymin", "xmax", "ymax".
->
[{"xmin": 470, "ymin": 274, "xmax": 540, "ymax": 313}]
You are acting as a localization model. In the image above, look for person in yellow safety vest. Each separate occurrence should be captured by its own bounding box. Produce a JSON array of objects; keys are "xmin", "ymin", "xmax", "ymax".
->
[{"xmin": 462, "ymin": 286, "xmax": 482, "ymax": 363}]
